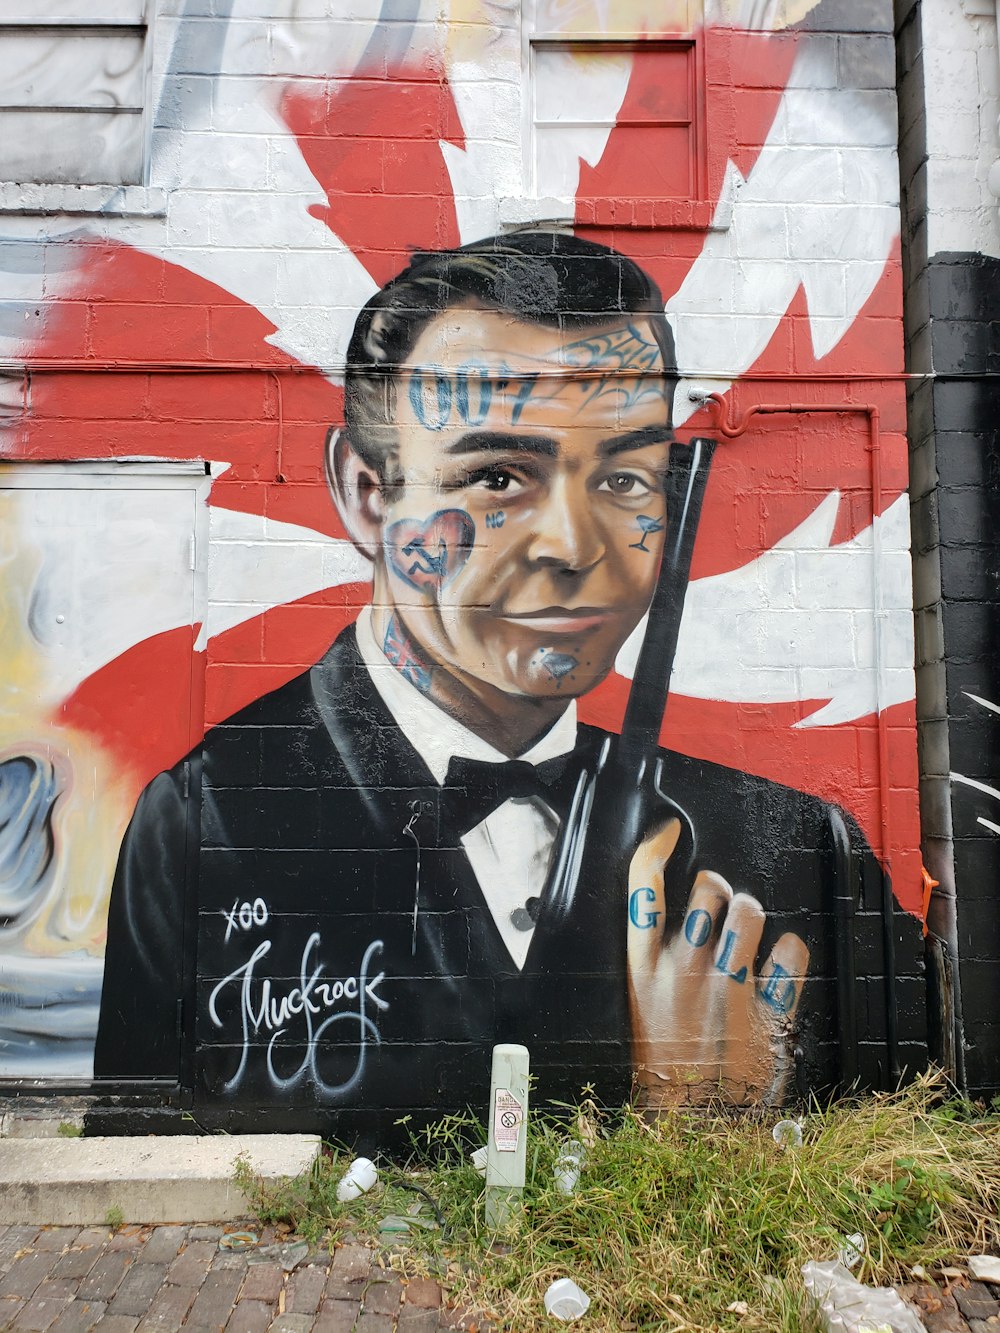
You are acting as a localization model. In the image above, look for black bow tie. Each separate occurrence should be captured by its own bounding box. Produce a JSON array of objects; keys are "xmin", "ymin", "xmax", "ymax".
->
[{"xmin": 443, "ymin": 753, "xmax": 576, "ymax": 832}]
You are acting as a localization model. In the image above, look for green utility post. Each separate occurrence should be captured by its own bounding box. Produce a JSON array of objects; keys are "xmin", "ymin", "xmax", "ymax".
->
[{"xmin": 485, "ymin": 1043, "xmax": 529, "ymax": 1228}]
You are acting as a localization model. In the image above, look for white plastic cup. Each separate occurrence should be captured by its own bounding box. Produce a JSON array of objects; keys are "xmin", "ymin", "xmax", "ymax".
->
[
  {"xmin": 336, "ymin": 1156, "xmax": 378, "ymax": 1202},
  {"xmin": 470, "ymin": 1146, "xmax": 489, "ymax": 1177},
  {"xmin": 553, "ymin": 1146, "xmax": 583, "ymax": 1195},
  {"xmin": 544, "ymin": 1278, "xmax": 591, "ymax": 1321},
  {"xmin": 772, "ymin": 1119, "xmax": 803, "ymax": 1149}
]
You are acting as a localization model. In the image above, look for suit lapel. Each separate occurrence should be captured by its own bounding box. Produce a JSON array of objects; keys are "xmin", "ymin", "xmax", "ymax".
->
[{"xmin": 309, "ymin": 624, "xmax": 439, "ymax": 841}]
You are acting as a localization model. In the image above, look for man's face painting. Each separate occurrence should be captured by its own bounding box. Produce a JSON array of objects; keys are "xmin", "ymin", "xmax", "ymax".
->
[{"xmin": 372, "ymin": 307, "xmax": 672, "ymax": 707}]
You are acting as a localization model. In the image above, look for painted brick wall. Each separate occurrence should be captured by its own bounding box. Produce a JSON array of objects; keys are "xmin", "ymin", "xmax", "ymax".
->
[{"xmin": 0, "ymin": 0, "xmax": 928, "ymax": 1130}]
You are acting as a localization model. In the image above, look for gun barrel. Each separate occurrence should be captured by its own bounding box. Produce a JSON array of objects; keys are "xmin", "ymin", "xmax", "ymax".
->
[{"xmin": 620, "ymin": 437, "xmax": 716, "ymax": 762}]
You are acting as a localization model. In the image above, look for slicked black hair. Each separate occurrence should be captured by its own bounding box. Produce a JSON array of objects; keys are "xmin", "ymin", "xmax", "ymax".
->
[{"xmin": 343, "ymin": 230, "xmax": 676, "ymax": 477}]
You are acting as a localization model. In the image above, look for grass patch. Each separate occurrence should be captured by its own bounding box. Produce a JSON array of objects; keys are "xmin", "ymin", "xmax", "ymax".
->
[{"xmin": 236, "ymin": 1071, "xmax": 1000, "ymax": 1332}]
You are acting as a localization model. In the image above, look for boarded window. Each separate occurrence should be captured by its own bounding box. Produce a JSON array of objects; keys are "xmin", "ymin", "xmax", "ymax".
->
[
  {"xmin": 0, "ymin": 0, "xmax": 147, "ymax": 186},
  {"xmin": 532, "ymin": 41, "xmax": 700, "ymax": 200}
]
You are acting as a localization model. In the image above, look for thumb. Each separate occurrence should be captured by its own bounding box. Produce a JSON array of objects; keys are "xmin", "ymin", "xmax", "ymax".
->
[{"xmin": 627, "ymin": 818, "xmax": 681, "ymax": 975}]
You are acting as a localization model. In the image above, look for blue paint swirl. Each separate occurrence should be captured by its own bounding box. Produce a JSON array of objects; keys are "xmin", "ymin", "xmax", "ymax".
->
[{"xmin": 0, "ymin": 754, "xmax": 59, "ymax": 926}]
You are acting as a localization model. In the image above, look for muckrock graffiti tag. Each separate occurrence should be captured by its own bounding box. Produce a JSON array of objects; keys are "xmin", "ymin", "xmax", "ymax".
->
[{"xmin": 209, "ymin": 924, "xmax": 389, "ymax": 1097}]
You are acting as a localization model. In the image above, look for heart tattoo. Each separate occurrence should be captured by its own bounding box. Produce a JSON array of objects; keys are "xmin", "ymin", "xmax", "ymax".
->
[{"xmin": 385, "ymin": 509, "xmax": 476, "ymax": 592}]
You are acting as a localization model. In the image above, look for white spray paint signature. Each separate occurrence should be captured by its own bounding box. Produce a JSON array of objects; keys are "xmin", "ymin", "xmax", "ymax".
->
[{"xmin": 208, "ymin": 932, "xmax": 388, "ymax": 1097}]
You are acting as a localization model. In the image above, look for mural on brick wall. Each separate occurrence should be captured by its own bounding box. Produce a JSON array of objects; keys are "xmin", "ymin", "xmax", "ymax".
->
[{"xmin": 0, "ymin": 0, "xmax": 925, "ymax": 1118}]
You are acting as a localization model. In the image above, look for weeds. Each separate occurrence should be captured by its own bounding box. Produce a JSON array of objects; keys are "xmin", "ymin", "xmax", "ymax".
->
[
  {"xmin": 234, "ymin": 1071, "xmax": 1000, "ymax": 1332},
  {"xmin": 233, "ymin": 1149, "xmax": 347, "ymax": 1245}
]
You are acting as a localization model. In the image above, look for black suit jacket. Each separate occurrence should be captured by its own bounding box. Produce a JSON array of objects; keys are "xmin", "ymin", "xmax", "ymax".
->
[{"xmin": 95, "ymin": 624, "xmax": 924, "ymax": 1123}]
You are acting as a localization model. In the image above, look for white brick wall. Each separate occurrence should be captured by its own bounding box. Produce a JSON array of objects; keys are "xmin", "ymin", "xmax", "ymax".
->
[{"xmin": 922, "ymin": 0, "xmax": 1000, "ymax": 259}]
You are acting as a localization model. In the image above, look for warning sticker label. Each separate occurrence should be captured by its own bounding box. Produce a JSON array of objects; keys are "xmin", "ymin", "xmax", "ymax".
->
[{"xmin": 493, "ymin": 1088, "xmax": 524, "ymax": 1153}]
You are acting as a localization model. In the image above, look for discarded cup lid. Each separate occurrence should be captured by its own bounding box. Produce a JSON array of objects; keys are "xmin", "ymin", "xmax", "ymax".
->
[
  {"xmin": 544, "ymin": 1278, "xmax": 591, "ymax": 1321},
  {"xmin": 471, "ymin": 1146, "xmax": 489, "ymax": 1177},
  {"xmin": 772, "ymin": 1119, "xmax": 803, "ymax": 1149},
  {"xmin": 837, "ymin": 1232, "xmax": 866, "ymax": 1268},
  {"xmin": 336, "ymin": 1156, "xmax": 378, "ymax": 1203}
]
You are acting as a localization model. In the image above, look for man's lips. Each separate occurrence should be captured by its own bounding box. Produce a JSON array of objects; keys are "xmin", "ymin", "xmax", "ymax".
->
[{"xmin": 497, "ymin": 607, "xmax": 613, "ymax": 633}]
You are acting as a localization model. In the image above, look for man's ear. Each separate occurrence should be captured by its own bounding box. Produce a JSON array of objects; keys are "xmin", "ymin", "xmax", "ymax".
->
[{"xmin": 325, "ymin": 427, "xmax": 385, "ymax": 559}]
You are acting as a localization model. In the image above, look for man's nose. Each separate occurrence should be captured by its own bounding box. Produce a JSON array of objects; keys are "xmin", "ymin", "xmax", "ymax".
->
[{"xmin": 524, "ymin": 475, "xmax": 605, "ymax": 573}]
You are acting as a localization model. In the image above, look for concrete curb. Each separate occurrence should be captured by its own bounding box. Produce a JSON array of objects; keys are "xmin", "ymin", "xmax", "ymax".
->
[{"xmin": 0, "ymin": 1134, "xmax": 321, "ymax": 1225}]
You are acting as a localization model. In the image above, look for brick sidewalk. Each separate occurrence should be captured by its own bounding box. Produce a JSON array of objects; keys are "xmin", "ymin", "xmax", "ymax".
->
[
  {"xmin": 0, "ymin": 1224, "xmax": 489, "ymax": 1333},
  {"xmin": 1, "ymin": 1223, "xmax": 995, "ymax": 1332},
  {"xmin": 899, "ymin": 1278, "xmax": 1000, "ymax": 1332}
]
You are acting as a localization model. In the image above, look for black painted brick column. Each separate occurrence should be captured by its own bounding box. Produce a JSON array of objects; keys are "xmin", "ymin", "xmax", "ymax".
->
[{"xmin": 925, "ymin": 252, "xmax": 1000, "ymax": 1099}]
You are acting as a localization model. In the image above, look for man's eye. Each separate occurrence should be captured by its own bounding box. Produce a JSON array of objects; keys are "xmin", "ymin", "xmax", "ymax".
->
[
  {"xmin": 602, "ymin": 472, "xmax": 650, "ymax": 497},
  {"xmin": 470, "ymin": 466, "xmax": 519, "ymax": 492}
]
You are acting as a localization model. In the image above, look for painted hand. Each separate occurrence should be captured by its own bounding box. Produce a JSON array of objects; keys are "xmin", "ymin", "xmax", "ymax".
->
[{"xmin": 626, "ymin": 819, "xmax": 810, "ymax": 1107}]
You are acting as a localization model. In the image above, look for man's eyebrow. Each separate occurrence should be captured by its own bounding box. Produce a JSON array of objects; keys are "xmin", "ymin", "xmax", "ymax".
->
[
  {"xmin": 601, "ymin": 426, "xmax": 674, "ymax": 458},
  {"xmin": 444, "ymin": 431, "xmax": 558, "ymax": 458}
]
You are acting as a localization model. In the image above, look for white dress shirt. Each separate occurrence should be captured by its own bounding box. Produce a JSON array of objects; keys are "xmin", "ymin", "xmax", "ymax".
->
[{"xmin": 355, "ymin": 607, "xmax": 577, "ymax": 969}]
